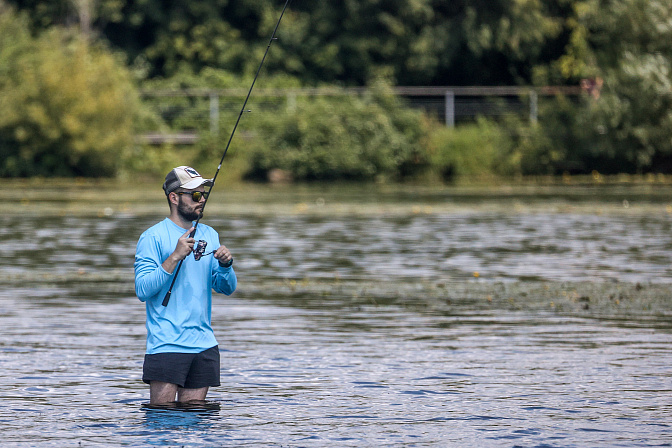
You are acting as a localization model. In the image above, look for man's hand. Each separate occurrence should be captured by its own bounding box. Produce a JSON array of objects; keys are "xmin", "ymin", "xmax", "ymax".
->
[
  {"xmin": 213, "ymin": 245, "xmax": 233, "ymax": 267},
  {"xmin": 162, "ymin": 227, "xmax": 195, "ymax": 273}
]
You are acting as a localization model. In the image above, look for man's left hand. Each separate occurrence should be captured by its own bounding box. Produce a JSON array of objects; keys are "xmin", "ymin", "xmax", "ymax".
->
[{"xmin": 213, "ymin": 245, "xmax": 233, "ymax": 266}]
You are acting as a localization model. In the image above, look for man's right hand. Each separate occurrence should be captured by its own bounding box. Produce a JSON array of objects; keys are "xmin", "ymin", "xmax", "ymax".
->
[{"xmin": 162, "ymin": 227, "xmax": 195, "ymax": 273}]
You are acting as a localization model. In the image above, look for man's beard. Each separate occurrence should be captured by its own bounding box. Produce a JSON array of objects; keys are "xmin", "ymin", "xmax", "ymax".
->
[{"xmin": 177, "ymin": 199, "xmax": 203, "ymax": 222}]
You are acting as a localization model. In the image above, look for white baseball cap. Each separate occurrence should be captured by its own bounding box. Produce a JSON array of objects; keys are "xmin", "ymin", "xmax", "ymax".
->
[{"xmin": 162, "ymin": 166, "xmax": 213, "ymax": 195}]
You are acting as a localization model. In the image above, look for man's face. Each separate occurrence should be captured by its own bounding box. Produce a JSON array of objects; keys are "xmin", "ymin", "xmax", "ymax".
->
[{"xmin": 174, "ymin": 187, "xmax": 206, "ymax": 221}]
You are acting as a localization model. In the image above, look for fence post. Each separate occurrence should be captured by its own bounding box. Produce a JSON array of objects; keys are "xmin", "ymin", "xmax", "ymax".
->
[
  {"xmin": 209, "ymin": 91, "xmax": 219, "ymax": 136},
  {"xmin": 287, "ymin": 91, "xmax": 297, "ymax": 112},
  {"xmin": 445, "ymin": 90, "xmax": 455, "ymax": 127},
  {"xmin": 529, "ymin": 90, "xmax": 538, "ymax": 124}
]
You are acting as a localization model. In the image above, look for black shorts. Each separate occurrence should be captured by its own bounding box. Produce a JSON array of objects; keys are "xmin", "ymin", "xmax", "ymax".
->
[{"xmin": 142, "ymin": 346, "xmax": 220, "ymax": 389}]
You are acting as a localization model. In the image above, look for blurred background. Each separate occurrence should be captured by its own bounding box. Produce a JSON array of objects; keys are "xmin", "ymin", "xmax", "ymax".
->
[{"xmin": 1, "ymin": 0, "xmax": 671, "ymax": 183}]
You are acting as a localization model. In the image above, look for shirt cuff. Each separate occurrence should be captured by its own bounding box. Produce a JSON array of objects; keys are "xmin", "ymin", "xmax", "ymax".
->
[{"xmin": 218, "ymin": 258, "xmax": 233, "ymax": 268}]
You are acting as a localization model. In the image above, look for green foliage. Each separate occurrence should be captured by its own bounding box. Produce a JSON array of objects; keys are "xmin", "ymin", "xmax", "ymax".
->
[
  {"xmin": 140, "ymin": 67, "xmax": 303, "ymax": 132},
  {"xmin": 425, "ymin": 118, "xmax": 516, "ymax": 180},
  {"xmin": 5, "ymin": 0, "xmax": 672, "ymax": 178},
  {"xmin": 513, "ymin": 0, "xmax": 672, "ymax": 175},
  {"xmin": 0, "ymin": 6, "xmax": 141, "ymax": 177},
  {"xmin": 238, "ymin": 85, "xmax": 426, "ymax": 182},
  {"xmin": 7, "ymin": 0, "xmax": 578, "ymax": 86},
  {"xmin": 582, "ymin": 0, "xmax": 672, "ymax": 172},
  {"xmin": 502, "ymin": 96, "xmax": 584, "ymax": 175}
]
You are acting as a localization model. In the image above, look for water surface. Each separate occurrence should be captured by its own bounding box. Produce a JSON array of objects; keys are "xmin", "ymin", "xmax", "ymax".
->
[{"xmin": 0, "ymin": 182, "xmax": 670, "ymax": 446}]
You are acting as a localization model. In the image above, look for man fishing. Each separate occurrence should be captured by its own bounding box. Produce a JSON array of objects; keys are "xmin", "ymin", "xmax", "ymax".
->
[{"xmin": 134, "ymin": 166, "xmax": 237, "ymax": 405}]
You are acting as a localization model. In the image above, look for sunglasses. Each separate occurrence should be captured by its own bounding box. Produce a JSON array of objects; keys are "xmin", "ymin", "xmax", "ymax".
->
[{"xmin": 175, "ymin": 191, "xmax": 208, "ymax": 202}]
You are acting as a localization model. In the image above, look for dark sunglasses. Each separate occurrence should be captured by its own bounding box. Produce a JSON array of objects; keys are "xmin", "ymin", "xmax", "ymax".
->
[{"xmin": 175, "ymin": 191, "xmax": 208, "ymax": 202}]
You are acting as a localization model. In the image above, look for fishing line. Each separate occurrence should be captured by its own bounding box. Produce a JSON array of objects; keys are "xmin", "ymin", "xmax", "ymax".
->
[{"xmin": 163, "ymin": 0, "xmax": 292, "ymax": 306}]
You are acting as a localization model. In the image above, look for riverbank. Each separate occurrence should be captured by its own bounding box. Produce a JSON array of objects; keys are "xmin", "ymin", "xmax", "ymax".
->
[{"xmin": 1, "ymin": 176, "xmax": 672, "ymax": 217}]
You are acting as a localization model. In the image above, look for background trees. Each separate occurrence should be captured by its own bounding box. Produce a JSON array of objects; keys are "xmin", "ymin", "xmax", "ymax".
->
[
  {"xmin": 2, "ymin": 0, "xmax": 671, "ymax": 178},
  {"xmin": 510, "ymin": 0, "xmax": 672, "ymax": 175},
  {"xmin": 0, "ymin": 5, "xmax": 142, "ymax": 177},
  {"xmin": 583, "ymin": 0, "xmax": 672, "ymax": 172},
  {"xmin": 6, "ymin": 0, "xmax": 579, "ymax": 85}
]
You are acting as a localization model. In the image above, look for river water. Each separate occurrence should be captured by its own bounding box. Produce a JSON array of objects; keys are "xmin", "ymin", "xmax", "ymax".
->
[{"xmin": 0, "ymin": 182, "xmax": 670, "ymax": 446}]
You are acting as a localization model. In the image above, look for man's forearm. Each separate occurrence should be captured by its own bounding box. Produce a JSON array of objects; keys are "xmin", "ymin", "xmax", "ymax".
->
[{"xmin": 161, "ymin": 252, "xmax": 183, "ymax": 274}]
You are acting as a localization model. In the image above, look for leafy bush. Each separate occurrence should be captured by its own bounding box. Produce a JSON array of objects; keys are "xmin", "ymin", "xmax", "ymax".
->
[
  {"xmin": 424, "ymin": 117, "xmax": 516, "ymax": 180},
  {"xmin": 238, "ymin": 84, "xmax": 427, "ymax": 182},
  {"xmin": 519, "ymin": 0, "xmax": 672, "ymax": 175},
  {"xmin": 503, "ymin": 87, "xmax": 671, "ymax": 176},
  {"xmin": 0, "ymin": 7, "xmax": 141, "ymax": 177}
]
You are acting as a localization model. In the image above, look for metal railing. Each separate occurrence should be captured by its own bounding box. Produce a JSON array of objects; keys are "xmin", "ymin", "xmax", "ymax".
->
[{"xmin": 139, "ymin": 86, "xmax": 581, "ymax": 144}]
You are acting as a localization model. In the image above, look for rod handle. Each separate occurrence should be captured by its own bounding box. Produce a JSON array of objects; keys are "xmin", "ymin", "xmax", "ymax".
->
[
  {"xmin": 161, "ymin": 258, "xmax": 185, "ymax": 306},
  {"xmin": 161, "ymin": 290, "xmax": 172, "ymax": 307}
]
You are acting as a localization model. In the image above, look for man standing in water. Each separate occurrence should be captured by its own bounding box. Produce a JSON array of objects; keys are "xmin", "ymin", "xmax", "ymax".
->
[{"xmin": 134, "ymin": 166, "xmax": 237, "ymax": 404}]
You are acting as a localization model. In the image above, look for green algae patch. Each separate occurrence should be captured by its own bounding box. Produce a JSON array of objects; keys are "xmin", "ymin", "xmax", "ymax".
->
[
  {"xmin": 2, "ymin": 266, "xmax": 669, "ymax": 320},
  {"xmin": 231, "ymin": 279, "xmax": 672, "ymax": 320}
]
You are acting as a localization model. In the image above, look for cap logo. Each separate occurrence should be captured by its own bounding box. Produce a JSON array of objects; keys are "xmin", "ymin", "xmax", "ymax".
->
[{"xmin": 184, "ymin": 167, "xmax": 200, "ymax": 178}]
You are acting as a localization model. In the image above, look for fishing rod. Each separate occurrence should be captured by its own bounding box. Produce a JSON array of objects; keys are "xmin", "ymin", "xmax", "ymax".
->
[{"xmin": 162, "ymin": 0, "xmax": 292, "ymax": 307}]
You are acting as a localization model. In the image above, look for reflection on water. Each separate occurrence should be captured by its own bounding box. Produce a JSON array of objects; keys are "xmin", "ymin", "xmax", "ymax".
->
[
  {"xmin": 142, "ymin": 402, "xmax": 222, "ymax": 431},
  {"xmin": 0, "ymin": 184, "xmax": 670, "ymax": 446},
  {"xmin": 1, "ymin": 212, "xmax": 672, "ymax": 283},
  {"xmin": 219, "ymin": 212, "xmax": 672, "ymax": 283}
]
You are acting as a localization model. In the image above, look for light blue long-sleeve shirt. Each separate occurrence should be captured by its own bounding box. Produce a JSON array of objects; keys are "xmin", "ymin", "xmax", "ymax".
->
[{"xmin": 134, "ymin": 218, "xmax": 237, "ymax": 354}]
